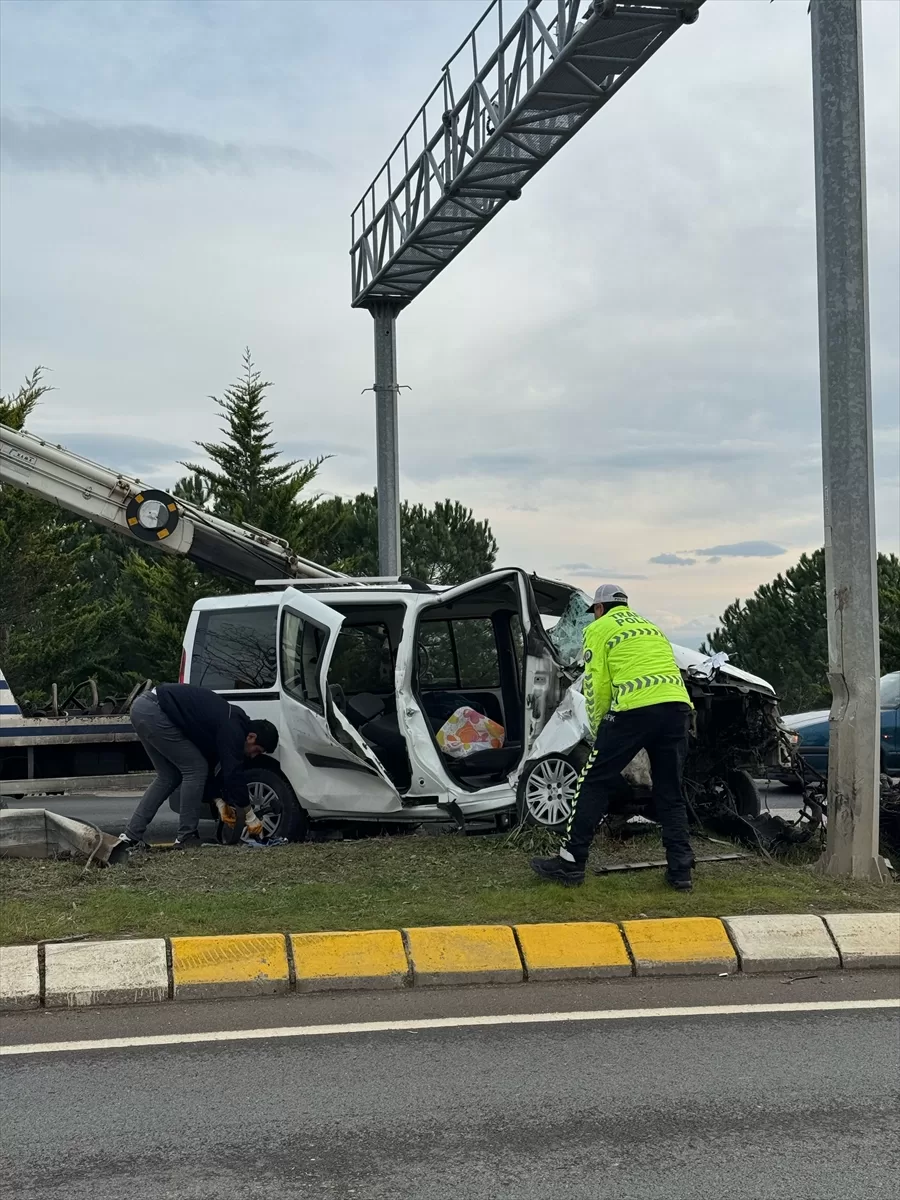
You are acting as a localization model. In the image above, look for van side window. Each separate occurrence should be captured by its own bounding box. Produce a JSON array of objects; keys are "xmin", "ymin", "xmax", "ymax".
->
[
  {"xmin": 454, "ymin": 619, "xmax": 501, "ymax": 689},
  {"xmin": 191, "ymin": 608, "xmax": 277, "ymax": 690},
  {"xmin": 330, "ymin": 624, "xmax": 394, "ymax": 695},
  {"xmin": 280, "ymin": 611, "xmax": 326, "ymax": 710},
  {"xmin": 418, "ymin": 622, "xmax": 457, "ymax": 687},
  {"xmin": 418, "ymin": 618, "xmax": 500, "ymax": 690}
]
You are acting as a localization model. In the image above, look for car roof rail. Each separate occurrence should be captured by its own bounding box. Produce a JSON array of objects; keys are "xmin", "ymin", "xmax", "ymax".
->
[{"xmin": 253, "ymin": 575, "xmax": 435, "ymax": 593}]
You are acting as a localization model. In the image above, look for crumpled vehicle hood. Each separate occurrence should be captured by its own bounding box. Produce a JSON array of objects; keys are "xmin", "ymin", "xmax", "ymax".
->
[
  {"xmin": 521, "ymin": 640, "xmax": 776, "ymax": 773},
  {"xmin": 669, "ymin": 644, "xmax": 776, "ymax": 696},
  {"xmin": 543, "ymin": 589, "xmax": 775, "ymax": 697}
]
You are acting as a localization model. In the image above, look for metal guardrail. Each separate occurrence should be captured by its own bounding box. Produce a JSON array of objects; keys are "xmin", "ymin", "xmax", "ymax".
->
[{"xmin": 0, "ymin": 773, "xmax": 155, "ymax": 798}]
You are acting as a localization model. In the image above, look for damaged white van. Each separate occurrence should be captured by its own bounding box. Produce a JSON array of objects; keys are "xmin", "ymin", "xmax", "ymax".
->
[{"xmin": 178, "ymin": 570, "xmax": 787, "ymax": 843}]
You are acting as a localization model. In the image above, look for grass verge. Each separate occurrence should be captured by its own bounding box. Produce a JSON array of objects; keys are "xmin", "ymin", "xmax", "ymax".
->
[{"xmin": 1, "ymin": 830, "xmax": 896, "ymax": 945}]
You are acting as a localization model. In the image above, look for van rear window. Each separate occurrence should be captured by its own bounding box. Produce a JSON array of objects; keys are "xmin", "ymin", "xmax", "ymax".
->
[{"xmin": 190, "ymin": 607, "xmax": 277, "ymax": 691}]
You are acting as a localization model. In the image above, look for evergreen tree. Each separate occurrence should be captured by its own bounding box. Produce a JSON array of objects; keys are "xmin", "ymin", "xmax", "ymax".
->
[
  {"xmin": 315, "ymin": 493, "xmax": 498, "ymax": 584},
  {"xmin": 178, "ymin": 348, "xmax": 341, "ymax": 559},
  {"xmin": 704, "ymin": 549, "xmax": 900, "ymax": 713},
  {"xmin": 0, "ymin": 365, "xmax": 51, "ymax": 429},
  {"xmin": 172, "ymin": 472, "xmax": 211, "ymax": 509},
  {"xmin": 0, "ymin": 368, "xmax": 123, "ymax": 700}
]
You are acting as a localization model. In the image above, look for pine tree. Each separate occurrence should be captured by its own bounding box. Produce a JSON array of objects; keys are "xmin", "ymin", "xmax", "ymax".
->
[
  {"xmin": 0, "ymin": 365, "xmax": 52, "ymax": 429},
  {"xmin": 113, "ymin": 551, "xmax": 229, "ymax": 682},
  {"xmin": 315, "ymin": 493, "xmax": 498, "ymax": 584},
  {"xmin": 704, "ymin": 549, "xmax": 900, "ymax": 713},
  {"xmin": 0, "ymin": 368, "xmax": 124, "ymax": 699},
  {"xmin": 178, "ymin": 349, "xmax": 338, "ymax": 557},
  {"xmin": 172, "ymin": 472, "xmax": 211, "ymax": 509}
]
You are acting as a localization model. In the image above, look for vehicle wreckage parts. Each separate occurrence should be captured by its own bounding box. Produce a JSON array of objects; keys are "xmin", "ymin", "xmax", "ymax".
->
[
  {"xmin": 594, "ymin": 853, "xmax": 747, "ymax": 875},
  {"xmin": 124, "ymin": 489, "xmax": 181, "ymax": 543},
  {"xmin": 20, "ymin": 677, "xmax": 152, "ymax": 719}
]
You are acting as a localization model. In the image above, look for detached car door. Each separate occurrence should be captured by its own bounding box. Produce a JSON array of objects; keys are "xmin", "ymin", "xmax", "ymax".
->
[{"xmin": 276, "ymin": 588, "xmax": 401, "ymax": 815}]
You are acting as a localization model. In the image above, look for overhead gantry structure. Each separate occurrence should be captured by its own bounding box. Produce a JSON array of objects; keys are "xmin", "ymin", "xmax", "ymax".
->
[{"xmin": 349, "ymin": 0, "xmax": 705, "ymax": 572}]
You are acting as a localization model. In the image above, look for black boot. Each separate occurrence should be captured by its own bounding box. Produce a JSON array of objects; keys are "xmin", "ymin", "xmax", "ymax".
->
[
  {"xmin": 530, "ymin": 855, "xmax": 585, "ymax": 887},
  {"xmin": 665, "ymin": 867, "xmax": 693, "ymax": 891},
  {"xmin": 664, "ymin": 852, "xmax": 695, "ymax": 891}
]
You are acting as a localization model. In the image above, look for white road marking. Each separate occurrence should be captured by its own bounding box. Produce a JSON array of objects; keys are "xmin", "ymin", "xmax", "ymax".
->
[{"xmin": 2, "ymin": 998, "xmax": 897, "ymax": 1057}]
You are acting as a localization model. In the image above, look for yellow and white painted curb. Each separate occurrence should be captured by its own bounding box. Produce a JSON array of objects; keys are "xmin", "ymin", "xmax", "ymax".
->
[
  {"xmin": 171, "ymin": 934, "xmax": 291, "ymax": 1000},
  {"xmin": 622, "ymin": 917, "xmax": 738, "ymax": 976},
  {"xmin": 1, "ymin": 912, "xmax": 897, "ymax": 1011}
]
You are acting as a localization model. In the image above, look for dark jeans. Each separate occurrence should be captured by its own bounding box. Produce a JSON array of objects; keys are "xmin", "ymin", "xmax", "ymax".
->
[
  {"xmin": 125, "ymin": 692, "xmax": 210, "ymax": 841},
  {"xmin": 564, "ymin": 702, "xmax": 693, "ymax": 871}
]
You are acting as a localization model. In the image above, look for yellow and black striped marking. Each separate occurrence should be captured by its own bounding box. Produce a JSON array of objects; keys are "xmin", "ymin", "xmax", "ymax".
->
[
  {"xmin": 124, "ymin": 489, "xmax": 181, "ymax": 544},
  {"xmin": 615, "ymin": 673, "xmax": 683, "ymax": 697},
  {"xmin": 565, "ymin": 747, "xmax": 598, "ymax": 838},
  {"xmin": 606, "ymin": 627, "xmax": 666, "ymax": 651}
]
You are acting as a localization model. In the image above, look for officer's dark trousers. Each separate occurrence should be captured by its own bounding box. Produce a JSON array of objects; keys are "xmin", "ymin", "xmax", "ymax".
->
[{"xmin": 564, "ymin": 702, "xmax": 693, "ymax": 871}]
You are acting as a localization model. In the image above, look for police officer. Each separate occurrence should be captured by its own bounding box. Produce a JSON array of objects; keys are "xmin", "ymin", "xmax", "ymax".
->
[{"xmin": 531, "ymin": 585, "xmax": 695, "ymax": 890}]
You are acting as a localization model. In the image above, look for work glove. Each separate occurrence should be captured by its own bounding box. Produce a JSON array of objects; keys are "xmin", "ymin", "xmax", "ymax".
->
[
  {"xmin": 215, "ymin": 798, "xmax": 237, "ymax": 827},
  {"xmin": 215, "ymin": 797, "xmax": 263, "ymax": 839},
  {"xmin": 244, "ymin": 806, "xmax": 264, "ymax": 839}
]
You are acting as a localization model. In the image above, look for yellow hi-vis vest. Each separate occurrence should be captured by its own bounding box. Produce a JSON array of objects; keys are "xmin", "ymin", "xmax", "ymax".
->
[{"xmin": 582, "ymin": 606, "xmax": 691, "ymax": 734}]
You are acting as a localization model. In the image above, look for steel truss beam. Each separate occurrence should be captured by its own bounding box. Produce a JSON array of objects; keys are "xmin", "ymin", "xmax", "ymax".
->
[{"xmin": 350, "ymin": 0, "xmax": 703, "ymax": 308}]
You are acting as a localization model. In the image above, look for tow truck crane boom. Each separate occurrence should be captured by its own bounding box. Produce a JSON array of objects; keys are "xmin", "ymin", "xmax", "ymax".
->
[{"xmin": 0, "ymin": 423, "xmax": 345, "ymax": 584}]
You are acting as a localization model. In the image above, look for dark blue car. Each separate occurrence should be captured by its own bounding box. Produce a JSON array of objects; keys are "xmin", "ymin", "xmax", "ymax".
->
[{"xmin": 783, "ymin": 671, "xmax": 900, "ymax": 781}]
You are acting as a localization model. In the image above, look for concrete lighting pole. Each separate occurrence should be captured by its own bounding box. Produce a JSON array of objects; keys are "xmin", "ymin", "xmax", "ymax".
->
[
  {"xmin": 370, "ymin": 301, "xmax": 403, "ymax": 576},
  {"xmin": 810, "ymin": 0, "xmax": 885, "ymax": 881}
]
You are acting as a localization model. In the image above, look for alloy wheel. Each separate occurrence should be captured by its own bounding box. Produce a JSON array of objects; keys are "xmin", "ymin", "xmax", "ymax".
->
[{"xmin": 524, "ymin": 756, "xmax": 579, "ymax": 827}]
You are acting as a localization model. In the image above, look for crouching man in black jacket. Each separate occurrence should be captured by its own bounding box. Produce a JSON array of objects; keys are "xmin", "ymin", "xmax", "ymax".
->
[{"xmin": 119, "ymin": 684, "xmax": 279, "ymax": 850}]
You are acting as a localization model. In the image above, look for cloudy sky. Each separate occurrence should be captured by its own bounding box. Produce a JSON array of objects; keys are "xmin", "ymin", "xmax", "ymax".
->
[{"xmin": 1, "ymin": 0, "xmax": 898, "ymax": 648}]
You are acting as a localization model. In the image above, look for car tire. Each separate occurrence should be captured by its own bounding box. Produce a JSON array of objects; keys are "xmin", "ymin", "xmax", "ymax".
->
[
  {"xmin": 727, "ymin": 769, "xmax": 761, "ymax": 818},
  {"xmin": 217, "ymin": 765, "xmax": 308, "ymax": 845},
  {"xmin": 516, "ymin": 746, "xmax": 589, "ymax": 832}
]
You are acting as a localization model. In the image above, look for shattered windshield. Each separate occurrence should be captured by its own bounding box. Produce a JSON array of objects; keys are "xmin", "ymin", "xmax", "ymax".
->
[{"xmin": 546, "ymin": 590, "xmax": 593, "ymax": 666}]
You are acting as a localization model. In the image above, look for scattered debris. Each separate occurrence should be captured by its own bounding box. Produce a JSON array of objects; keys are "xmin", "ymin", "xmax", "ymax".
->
[
  {"xmin": 19, "ymin": 677, "xmax": 152, "ymax": 719},
  {"xmin": 0, "ymin": 808, "xmax": 127, "ymax": 866},
  {"xmin": 788, "ymin": 755, "xmax": 900, "ymax": 856},
  {"xmin": 594, "ymin": 853, "xmax": 746, "ymax": 875},
  {"xmin": 882, "ymin": 776, "xmax": 900, "ymax": 851}
]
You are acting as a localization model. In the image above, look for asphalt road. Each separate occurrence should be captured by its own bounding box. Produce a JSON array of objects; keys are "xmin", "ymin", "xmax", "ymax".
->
[
  {"xmin": 2, "ymin": 974, "xmax": 897, "ymax": 1200},
  {"xmin": 2, "ymin": 780, "xmax": 804, "ymax": 844}
]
